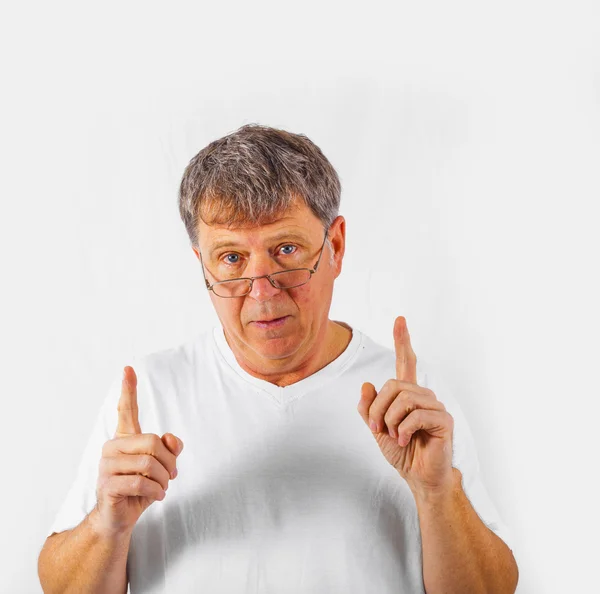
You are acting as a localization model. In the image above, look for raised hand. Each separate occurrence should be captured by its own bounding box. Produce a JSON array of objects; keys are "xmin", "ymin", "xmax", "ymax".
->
[
  {"xmin": 357, "ymin": 316, "xmax": 456, "ymax": 497},
  {"xmin": 93, "ymin": 366, "xmax": 184, "ymax": 537}
]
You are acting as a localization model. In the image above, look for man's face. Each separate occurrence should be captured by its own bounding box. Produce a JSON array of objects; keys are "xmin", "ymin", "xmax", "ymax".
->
[{"xmin": 192, "ymin": 200, "xmax": 345, "ymax": 365}]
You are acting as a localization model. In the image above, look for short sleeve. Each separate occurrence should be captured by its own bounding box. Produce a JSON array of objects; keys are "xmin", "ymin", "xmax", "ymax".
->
[
  {"xmin": 421, "ymin": 364, "xmax": 516, "ymax": 555},
  {"xmin": 46, "ymin": 370, "xmax": 123, "ymax": 538}
]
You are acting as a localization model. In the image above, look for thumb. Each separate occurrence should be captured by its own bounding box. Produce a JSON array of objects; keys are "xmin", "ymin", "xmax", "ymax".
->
[
  {"xmin": 162, "ymin": 433, "xmax": 184, "ymax": 457},
  {"xmin": 115, "ymin": 366, "xmax": 142, "ymax": 438},
  {"xmin": 357, "ymin": 381, "xmax": 378, "ymax": 426}
]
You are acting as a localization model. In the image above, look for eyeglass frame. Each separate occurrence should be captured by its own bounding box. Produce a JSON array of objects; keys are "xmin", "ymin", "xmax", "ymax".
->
[{"xmin": 197, "ymin": 228, "xmax": 330, "ymax": 298}]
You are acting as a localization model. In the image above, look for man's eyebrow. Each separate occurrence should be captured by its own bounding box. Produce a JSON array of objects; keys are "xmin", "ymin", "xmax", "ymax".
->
[{"xmin": 208, "ymin": 231, "xmax": 311, "ymax": 254}]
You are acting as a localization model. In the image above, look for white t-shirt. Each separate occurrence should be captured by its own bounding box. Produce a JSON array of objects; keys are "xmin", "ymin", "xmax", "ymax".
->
[{"xmin": 47, "ymin": 321, "xmax": 514, "ymax": 594}]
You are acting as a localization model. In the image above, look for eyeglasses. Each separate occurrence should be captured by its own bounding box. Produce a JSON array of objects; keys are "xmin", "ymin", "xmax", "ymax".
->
[{"xmin": 198, "ymin": 229, "xmax": 329, "ymax": 298}]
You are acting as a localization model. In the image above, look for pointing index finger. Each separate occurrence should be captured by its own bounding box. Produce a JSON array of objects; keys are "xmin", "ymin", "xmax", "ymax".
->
[
  {"xmin": 394, "ymin": 316, "xmax": 417, "ymax": 384},
  {"xmin": 115, "ymin": 366, "xmax": 142, "ymax": 438}
]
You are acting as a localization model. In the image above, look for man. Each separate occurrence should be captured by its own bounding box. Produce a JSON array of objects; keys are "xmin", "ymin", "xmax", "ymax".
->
[{"xmin": 39, "ymin": 124, "xmax": 518, "ymax": 593}]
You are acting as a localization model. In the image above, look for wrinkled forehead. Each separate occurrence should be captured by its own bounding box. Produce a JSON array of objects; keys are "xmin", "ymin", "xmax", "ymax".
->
[{"xmin": 197, "ymin": 200, "xmax": 324, "ymax": 253}]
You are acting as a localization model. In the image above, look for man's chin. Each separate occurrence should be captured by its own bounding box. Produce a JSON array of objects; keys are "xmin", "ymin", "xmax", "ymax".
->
[{"xmin": 250, "ymin": 334, "xmax": 300, "ymax": 359}]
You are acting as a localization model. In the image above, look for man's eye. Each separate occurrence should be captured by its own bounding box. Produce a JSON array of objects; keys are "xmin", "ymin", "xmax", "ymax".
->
[
  {"xmin": 223, "ymin": 253, "xmax": 240, "ymax": 264},
  {"xmin": 221, "ymin": 245, "xmax": 297, "ymax": 265}
]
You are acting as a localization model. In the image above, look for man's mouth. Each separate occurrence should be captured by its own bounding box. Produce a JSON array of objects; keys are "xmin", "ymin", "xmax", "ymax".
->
[{"xmin": 254, "ymin": 316, "xmax": 290, "ymax": 327}]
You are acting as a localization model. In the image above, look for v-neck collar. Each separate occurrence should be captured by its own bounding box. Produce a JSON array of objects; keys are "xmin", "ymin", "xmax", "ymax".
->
[{"xmin": 211, "ymin": 321, "xmax": 363, "ymax": 405}]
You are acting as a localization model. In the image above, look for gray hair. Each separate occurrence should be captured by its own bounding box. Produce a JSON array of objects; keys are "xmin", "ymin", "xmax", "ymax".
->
[{"xmin": 178, "ymin": 123, "xmax": 341, "ymax": 266}]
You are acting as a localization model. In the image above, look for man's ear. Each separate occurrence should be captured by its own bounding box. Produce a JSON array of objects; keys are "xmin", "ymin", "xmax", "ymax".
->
[{"xmin": 330, "ymin": 216, "xmax": 346, "ymax": 276}]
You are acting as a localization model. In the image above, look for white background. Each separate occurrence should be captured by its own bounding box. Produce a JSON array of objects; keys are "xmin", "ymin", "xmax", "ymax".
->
[{"xmin": 1, "ymin": 1, "xmax": 598, "ymax": 592}]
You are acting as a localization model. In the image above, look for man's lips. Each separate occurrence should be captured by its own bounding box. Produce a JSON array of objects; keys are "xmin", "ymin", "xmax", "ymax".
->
[{"xmin": 255, "ymin": 315, "xmax": 288, "ymax": 323}]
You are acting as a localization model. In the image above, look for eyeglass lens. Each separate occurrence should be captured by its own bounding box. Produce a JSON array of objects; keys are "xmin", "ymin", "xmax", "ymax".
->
[{"xmin": 212, "ymin": 269, "xmax": 311, "ymax": 297}]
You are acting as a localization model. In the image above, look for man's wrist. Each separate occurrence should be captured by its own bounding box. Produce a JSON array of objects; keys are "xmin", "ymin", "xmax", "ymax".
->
[
  {"xmin": 87, "ymin": 503, "xmax": 135, "ymax": 543},
  {"xmin": 408, "ymin": 467, "xmax": 463, "ymax": 507}
]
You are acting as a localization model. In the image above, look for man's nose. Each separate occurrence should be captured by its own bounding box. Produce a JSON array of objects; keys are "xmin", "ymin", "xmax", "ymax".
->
[
  {"xmin": 247, "ymin": 273, "xmax": 282, "ymax": 301},
  {"xmin": 245, "ymin": 257, "xmax": 284, "ymax": 301}
]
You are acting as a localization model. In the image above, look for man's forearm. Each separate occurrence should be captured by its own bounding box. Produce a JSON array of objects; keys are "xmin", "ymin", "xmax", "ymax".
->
[
  {"xmin": 38, "ymin": 505, "xmax": 132, "ymax": 594},
  {"xmin": 410, "ymin": 467, "xmax": 519, "ymax": 594}
]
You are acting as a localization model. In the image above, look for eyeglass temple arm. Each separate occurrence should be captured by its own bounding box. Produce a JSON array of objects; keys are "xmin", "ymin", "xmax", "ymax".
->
[{"xmin": 311, "ymin": 229, "xmax": 329, "ymax": 273}]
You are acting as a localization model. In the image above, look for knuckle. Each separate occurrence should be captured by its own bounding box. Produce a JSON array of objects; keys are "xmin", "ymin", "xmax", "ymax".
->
[
  {"xmin": 140, "ymin": 454, "xmax": 154, "ymax": 473},
  {"xmin": 131, "ymin": 474, "xmax": 144, "ymax": 491},
  {"xmin": 401, "ymin": 393, "xmax": 414, "ymax": 411},
  {"xmin": 103, "ymin": 475, "xmax": 120, "ymax": 497},
  {"xmin": 405, "ymin": 409, "xmax": 418, "ymax": 426},
  {"xmin": 382, "ymin": 378, "xmax": 396, "ymax": 393},
  {"xmin": 383, "ymin": 410, "xmax": 395, "ymax": 428},
  {"xmin": 368, "ymin": 404, "xmax": 380, "ymax": 423},
  {"xmin": 150, "ymin": 433, "xmax": 163, "ymax": 452}
]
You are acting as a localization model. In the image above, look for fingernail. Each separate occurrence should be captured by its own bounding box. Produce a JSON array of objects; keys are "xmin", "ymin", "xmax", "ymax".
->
[
  {"xmin": 171, "ymin": 468, "xmax": 178, "ymax": 479},
  {"xmin": 369, "ymin": 419, "xmax": 378, "ymax": 432}
]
